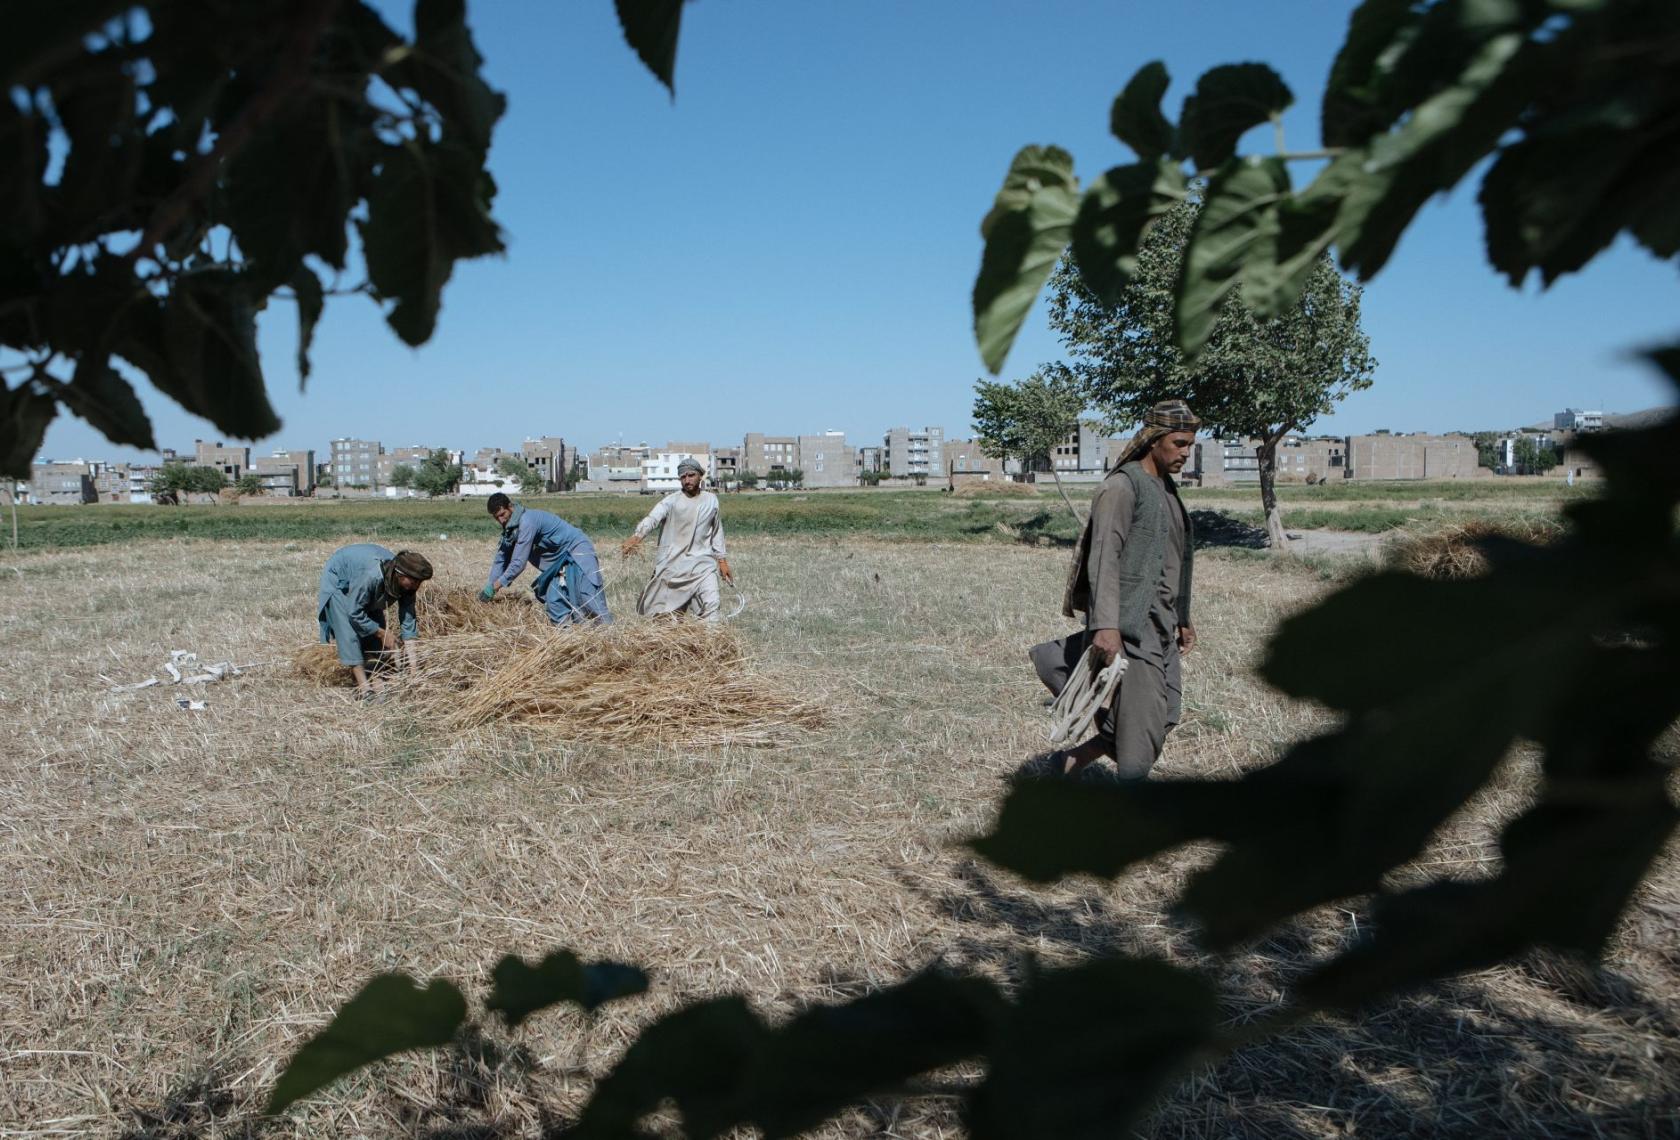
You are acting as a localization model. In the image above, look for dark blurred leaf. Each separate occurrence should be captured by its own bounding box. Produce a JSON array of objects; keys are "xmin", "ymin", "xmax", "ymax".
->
[
  {"xmin": 754, "ymin": 971, "xmax": 1000, "ymax": 1138},
  {"xmin": 267, "ymin": 973, "xmax": 468, "ymax": 1113},
  {"xmin": 614, "ymin": 0, "xmax": 684, "ymax": 95},
  {"xmin": 484, "ymin": 949, "xmax": 648, "ymax": 1029},
  {"xmin": 361, "ymin": 139, "xmax": 504, "ymax": 346},
  {"xmin": 1337, "ymin": 29, "xmax": 1540, "ymax": 279},
  {"xmin": 574, "ymin": 996, "xmax": 767, "ymax": 1140},
  {"xmin": 1321, "ymin": 0, "xmax": 1419, "ymax": 147},
  {"xmin": 1110, "ymin": 61, "xmax": 1175, "ymax": 159},
  {"xmin": 291, "ymin": 266, "xmax": 324, "ymax": 388},
  {"xmin": 55, "ymin": 354, "xmax": 154, "ymax": 448},
  {"xmin": 386, "ymin": 0, "xmax": 506, "ymax": 156},
  {"xmin": 1069, "ymin": 157, "xmax": 1187, "ymax": 304},
  {"xmin": 225, "ymin": 100, "xmax": 365, "ymax": 285},
  {"xmin": 968, "ymin": 958, "xmax": 1216, "ymax": 1139},
  {"xmin": 49, "ymin": 53, "xmax": 144, "ymax": 243},
  {"xmin": 0, "ymin": 0, "xmax": 130, "ymax": 85},
  {"xmin": 1174, "ymin": 155, "xmax": 1288, "ymax": 359},
  {"xmin": 1, "ymin": 379, "xmax": 56, "ymax": 478},
  {"xmin": 1177, "ymin": 63, "xmax": 1292, "ymax": 170},
  {"xmin": 974, "ymin": 146, "xmax": 1078, "ymax": 374}
]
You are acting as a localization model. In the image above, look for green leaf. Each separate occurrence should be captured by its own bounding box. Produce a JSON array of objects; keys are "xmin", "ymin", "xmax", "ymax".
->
[
  {"xmin": 614, "ymin": 0, "xmax": 684, "ymax": 95},
  {"xmin": 753, "ymin": 972, "xmax": 1000, "ymax": 1138},
  {"xmin": 291, "ymin": 267, "xmax": 324, "ymax": 389},
  {"xmin": 55, "ymin": 354, "xmax": 155, "ymax": 449},
  {"xmin": 967, "ymin": 959, "xmax": 1216, "ymax": 1139},
  {"xmin": 1, "ymin": 379, "xmax": 57, "ymax": 479},
  {"xmin": 1069, "ymin": 157, "xmax": 1187, "ymax": 304},
  {"xmin": 387, "ymin": 0, "xmax": 507, "ymax": 157},
  {"xmin": 267, "ymin": 973, "xmax": 468, "ymax": 1113},
  {"xmin": 360, "ymin": 139, "xmax": 505, "ymax": 346},
  {"xmin": 1109, "ymin": 61, "xmax": 1175, "ymax": 159},
  {"xmin": 973, "ymin": 145, "xmax": 1078, "ymax": 374},
  {"xmin": 1321, "ymin": 0, "xmax": 1421, "ymax": 147},
  {"xmin": 484, "ymin": 950, "xmax": 648, "ymax": 1029},
  {"xmin": 1173, "ymin": 155, "xmax": 1289, "ymax": 359},
  {"xmin": 1177, "ymin": 63, "xmax": 1292, "ymax": 170},
  {"xmin": 574, "ymin": 996, "xmax": 768, "ymax": 1140},
  {"xmin": 157, "ymin": 271, "xmax": 279, "ymax": 439},
  {"xmin": 0, "ymin": 0, "xmax": 131, "ymax": 85}
]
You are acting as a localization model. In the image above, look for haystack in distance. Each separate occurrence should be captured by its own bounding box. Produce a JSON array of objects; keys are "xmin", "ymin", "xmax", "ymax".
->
[{"xmin": 291, "ymin": 586, "xmax": 826, "ymax": 746}]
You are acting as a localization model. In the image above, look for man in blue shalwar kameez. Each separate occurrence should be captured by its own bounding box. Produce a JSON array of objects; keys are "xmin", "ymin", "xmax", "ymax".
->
[
  {"xmin": 480, "ymin": 493, "xmax": 613, "ymax": 625},
  {"xmin": 317, "ymin": 544, "xmax": 433, "ymax": 696}
]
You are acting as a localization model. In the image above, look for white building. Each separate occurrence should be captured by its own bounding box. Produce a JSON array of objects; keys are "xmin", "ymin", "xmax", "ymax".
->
[
  {"xmin": 1553, "ymin": 408, "xmax": 1604, "ymax": 431},
  {"xmin": 458, "ymin": 464, "xmax": 519, "ymax": 498},
  {"xmin": 640, "ymin": 451, "xmax": 708, "ymax": 493}
]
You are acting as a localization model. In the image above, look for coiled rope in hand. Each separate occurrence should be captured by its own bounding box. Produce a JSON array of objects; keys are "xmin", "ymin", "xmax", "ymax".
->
[{"xmin": 1047, "ymin": 651, "xmax": 1126, "ymax": 747}]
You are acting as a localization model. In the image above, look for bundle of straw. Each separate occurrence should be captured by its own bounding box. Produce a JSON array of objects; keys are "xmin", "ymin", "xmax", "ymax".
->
[
  {"xmin": 291, "ymin": 611, "xmax": 828, "ymax": 745},
  {"xmin": 1384, "ymin": 516, "xmax": 1563, "ymax": 579}
]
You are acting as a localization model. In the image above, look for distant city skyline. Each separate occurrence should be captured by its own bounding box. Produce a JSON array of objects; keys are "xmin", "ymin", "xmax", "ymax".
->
[{"xmin": 30, "ymin": 0, "xmax": 1678, "ymax": 469}]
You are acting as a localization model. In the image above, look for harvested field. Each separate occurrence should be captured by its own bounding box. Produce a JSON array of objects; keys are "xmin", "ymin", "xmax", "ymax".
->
[
  {"xmin": 951, "ymin": 481, "xmax": 1038, "ymax": 499},
  {"xmin": 1, "ymin": 534, "xmax": 1675, "ymax": 1138},
  {"xmin": 1383, "ymin": 515, "xmax": 1565, "ymax": 579}
]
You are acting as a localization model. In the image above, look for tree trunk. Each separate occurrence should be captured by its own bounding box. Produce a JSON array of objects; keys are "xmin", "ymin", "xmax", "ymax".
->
[
  {"xmin": 7, "ymin": 482, "xmax": 17, "ymax": 551},
  {"xmin": 1048, "ymin": 464, "xmax": 1085, "ymax": 527},
  {"xmin": 1257, "ymin": 434, "xmax": 1289, "ymax": 552}
]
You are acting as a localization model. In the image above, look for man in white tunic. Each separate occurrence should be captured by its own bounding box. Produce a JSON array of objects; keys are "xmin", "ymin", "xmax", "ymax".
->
[{"xmin": 620, "ymin": 457, "xmax": 733, "ymax": 620}]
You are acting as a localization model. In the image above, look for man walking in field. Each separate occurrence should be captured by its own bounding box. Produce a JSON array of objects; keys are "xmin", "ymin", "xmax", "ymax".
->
[
  {"xmin": 317, "ymin": 543, "xmax": 433, "ymax": 697},
  {"xmin": 1031, "ymin": 399, "xmax": 1199, "ymax": 779},
  {"xmin": 619, "ymin": 457, "xmax": 733, "ymax": 621},
  {"xmin": 481, "ymin": 492, "xmax": 613, "ymax": 625}
]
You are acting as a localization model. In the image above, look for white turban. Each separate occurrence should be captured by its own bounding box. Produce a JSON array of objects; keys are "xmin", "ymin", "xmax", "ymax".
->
[{"xmin": 677, "ymin": 457, "xmax": 705, "ymax": 476}]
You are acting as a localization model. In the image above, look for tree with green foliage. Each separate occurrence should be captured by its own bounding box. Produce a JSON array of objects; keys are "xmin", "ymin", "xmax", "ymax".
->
[
  {"xmin": 1512, "ymin": 437, "xmax": 1559, "ymax": 476},
  {"xmin": 389, "ymin": 464, "xmax": 415, "ymax": 489},
  {"xmin": 1044, "ymin": 199, "xmax": 1374, "ymax": 546},
  {"xmin": 971, "ymin": 368, "xmax": 1090, "ymax": 523},
  {"xmin": 148, "ymin": 462, "xmax": 225, "ymax": 504},
  {"xmin": 234, "ymin": 472, "xmax": 265, "ymax": 497},
  {"xmin": 1472, "ymin": 431, "xmax": 1501, "ymax": 470},
  {"xmin": 412, "ymin": 449, "xmax": 462, "ymax": 498},
  {"xmin": 0, "ymin": 0, "xmax": 504, "ymax": 479},
  {"xmin": 737, "ymin": 469, "xmax": 761, "ymax": 489},
  {"xmin": 496, "ymin": 456, "xmax": 541, "ymax": 494}
]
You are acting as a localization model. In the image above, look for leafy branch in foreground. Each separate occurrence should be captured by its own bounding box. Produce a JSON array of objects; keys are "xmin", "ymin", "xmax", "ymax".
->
[
  {"xmin": 2, "ymin": 0, "xmax": 506, "ymax": 476},
  {"xmin": 974, "ymin": 0, "xmax": 1680, "ymax": 372}
]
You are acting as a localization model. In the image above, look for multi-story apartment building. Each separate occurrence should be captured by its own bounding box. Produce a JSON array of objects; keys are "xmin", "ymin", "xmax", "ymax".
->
[
  {"xmin": 856, "ymin": 446, "xmax": 882, "ymax": 475},
  {"xmin": 742, "ymin": 433, "xmax": 798, "ymax": 477},
  {"xmin": 1553, "ymin": 408, "xmax": 1604, "ymax": 432},
  {"xmin": 28, "ymin": 460, "xmax": 95, "ymax": 505},
  {"xmin": 711, "ymin": 446, "xmax": 741, "ymax": 483},
  {"xmin": 796, "ymin": 432, "xmax": 852, "ymax": 487},
  {"xmin": 520, "ymin": 436, "xmax": 574, "ymax": 491},
  {"xmin": 330, "ymin": 438, "xmax": 382, "ymax": 489},
  {"xmin": 89, "ymin": 461, "xmax": 130, "ymax": 502},
  {"xmin": 252, "ymin": 448, "xmax": 317, "ymax": 496},
  {"xmin": 883, "ymin": 426, "xmax": 944, "ymax": 478},
  {"xmin": 194, "ymin": 440, "xmax": 250, "ymax": 479},
  {"xmin": 640, "ymin": 450, "xmax": 708, "ymax": 493},
  {"xmin": 943, "ymin": 438, "xmax": 1012, "ymax": 487}
]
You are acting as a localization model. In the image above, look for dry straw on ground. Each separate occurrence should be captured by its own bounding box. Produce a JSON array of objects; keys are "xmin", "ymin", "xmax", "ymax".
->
[
  {"xmin": 951, "ymin": 481, "xmax": 1038, "ymax": 499},
  {"xmin": 1384, "ymin": 516, "xmax": 1564, "ymax": 578},
  {"xmin": 3, "ymin": 532, "xmax": 1675, "ymax": 1138},
  {"xmin": 290, "ymin": 585, "xmax": 827, "ymax": 745}
]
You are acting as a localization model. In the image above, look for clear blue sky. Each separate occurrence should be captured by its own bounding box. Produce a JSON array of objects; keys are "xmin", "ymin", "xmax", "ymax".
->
[{"xmin": 38, "ymin": 0, "xmax": 1680, "ymax": 464}]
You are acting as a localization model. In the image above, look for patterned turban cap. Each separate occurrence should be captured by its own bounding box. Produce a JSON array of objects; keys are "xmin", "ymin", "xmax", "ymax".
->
[
  {"xmin": 1119, "ymin": 400, "xmax": 1201, "ymax": 466},
  {"xmin": 677, "ymin": 457, "xmax": 706, "ymax": 476}
]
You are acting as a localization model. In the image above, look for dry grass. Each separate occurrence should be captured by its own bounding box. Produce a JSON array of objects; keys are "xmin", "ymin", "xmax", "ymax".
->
[
  {"xmin": 1383, "ymin": 515, "xmax": 1565, "ymax": 579},
  {"xmin": 0, "ymin": 534, "xmax": 1675, "ymax": 1138},
  {"xmin": 951, "ymin": 481, "xmax": 1038, "ymax": 499}
]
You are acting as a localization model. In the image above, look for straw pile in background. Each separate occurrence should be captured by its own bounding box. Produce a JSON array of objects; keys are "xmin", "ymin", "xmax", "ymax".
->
[
  {"xmin": 952, "ymin": 481, "xmax": 1038, "ymax": 499},
  {"xmin": 290, "ymin": 588, "xmax": 828, "ymax": 744},
  {"xmin": 1384, "ymin": 516, "xmax": 1564, "ymax": 579}
]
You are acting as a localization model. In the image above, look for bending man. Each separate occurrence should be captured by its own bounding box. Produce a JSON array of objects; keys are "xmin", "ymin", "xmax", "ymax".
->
[
  {"xmin": 482, "ymin": 492, "xmax": 613, "ymax": 624},
  {"xmin": 317, "ymin": 544, "xmax": 433, "ymax": 696},
  {"xmin": 619, "ymin": 457, "xmax": 732, "ymax": 621},
  {"xmin": 1031, "ymin": 400, "xmax": 1199, "ymax": 779}
]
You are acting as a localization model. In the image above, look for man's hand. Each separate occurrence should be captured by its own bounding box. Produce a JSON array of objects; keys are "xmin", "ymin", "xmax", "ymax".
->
[
  {"xmin": 480, "ymin": 583, "xmax": 497, "ymax": 602},
  {"xmin": 378, "ymin": 626, "xmax": 399, "ymax": 652},
  {"xmin": 1091, "ymin": 627, "xmax": 1122, "ymax": 665},
  {"xmin": 619, "ymin": 534, "xmax": 643, "ymax": 558},
  {"xmin": 1178, "ymin": 625, "xmax": 1197, "ymax": 656},
  {"xmin": 717, "ymin": 556, "xmax": 733, "ymax": 584}
]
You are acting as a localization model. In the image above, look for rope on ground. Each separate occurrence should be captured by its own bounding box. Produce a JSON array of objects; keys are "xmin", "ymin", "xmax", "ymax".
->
[{"xmin": 1047, "ymin": 651, "xmax": 1126, "ymax": 746}]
